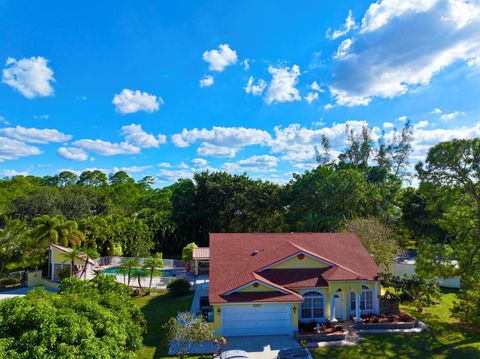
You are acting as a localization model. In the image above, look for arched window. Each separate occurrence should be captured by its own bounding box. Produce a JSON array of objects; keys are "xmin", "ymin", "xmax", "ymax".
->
[
  {"xmin": 301, "ymin": 291, "xmax": 324, "ymax": 320},
  {"xmin": 350, "ymin": 285, "xmax": 374, "ymax": 312}
]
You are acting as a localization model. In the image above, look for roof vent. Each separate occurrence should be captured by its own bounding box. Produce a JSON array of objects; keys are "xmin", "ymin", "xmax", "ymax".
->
[{"xmin": 251, "ymin": 250, "xmax": 259, "ymax": 256}]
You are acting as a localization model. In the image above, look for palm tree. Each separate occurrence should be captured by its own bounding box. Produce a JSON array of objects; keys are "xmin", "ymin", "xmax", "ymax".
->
[
  {"xmin": 63, "ymin": 248, "xmax": 81, "ymax": 278},
  {"xmin": 134, "ymin": 267, "xmax": 149, "ymax": 293},
  {"xmin": 32, "ymin": 215, "xmax": 84, "ymax": 248},
  {"xmin": 123, "ymin": 258, "xmax": 139, "ymax": 287},
  {"xmin": 118, "ymin": 266, "xmax": 128, "ymax": 285},
  {"xmin": 143, "ymin": 253, "xmax": 164, "ymax": 294}
]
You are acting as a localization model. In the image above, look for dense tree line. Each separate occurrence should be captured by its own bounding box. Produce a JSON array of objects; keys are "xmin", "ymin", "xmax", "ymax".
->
[{"xmin": 0, "ymin": 124, "xmax": 478, "ymax": 330}]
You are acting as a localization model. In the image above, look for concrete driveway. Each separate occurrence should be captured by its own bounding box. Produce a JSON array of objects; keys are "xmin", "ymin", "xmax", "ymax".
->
[
  {"xmin": 227, "ymin": 335, "xmax": 300, "ymax": 359},
  {"xmin": 174, "ymin": 335, "xmax": 300, "ymax": 359}
]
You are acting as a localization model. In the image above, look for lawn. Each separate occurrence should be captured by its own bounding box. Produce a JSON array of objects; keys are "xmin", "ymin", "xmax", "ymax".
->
[
  {"xmin": 312, "ymin": 289, "xmax": 480, "ymax": 359},
  {"xmin": 133, "ymin": 290, "xmax": 197, "ymax": 359},
  {"xmin": 133, "ymin": 289, "xmax": 480, "ymax": 359}
]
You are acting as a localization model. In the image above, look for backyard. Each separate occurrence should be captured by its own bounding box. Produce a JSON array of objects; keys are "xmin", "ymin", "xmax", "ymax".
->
[{"xmin": 132, "ymin": 289, "xmax": 480, "ymax": 359}]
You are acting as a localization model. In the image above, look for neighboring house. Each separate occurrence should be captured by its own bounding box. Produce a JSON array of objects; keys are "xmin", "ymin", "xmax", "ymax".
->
[
  {"xmin": 392, "ymin": 250, "xmax": 461, "ymax": 289},
  {"xmin": 208, "ymin": 233, "xmax": 381, "ymax": 336},
  {"xmin": 48, "ymin": 243, "xmax": 95, "ymax": 281},
  {"xmin": 192, "ymin": 247, "xmax": 210, "ymax": 275}
]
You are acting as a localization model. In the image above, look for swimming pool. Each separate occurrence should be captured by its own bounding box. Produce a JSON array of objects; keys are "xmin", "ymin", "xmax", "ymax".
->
[{"xmin": 101, "ymin": 266, "xmax": 181, "ymax": 277}]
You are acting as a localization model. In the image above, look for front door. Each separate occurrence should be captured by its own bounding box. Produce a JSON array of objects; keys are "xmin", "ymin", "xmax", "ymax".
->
[{"xmin": 334, "ymin": 293, "xmax": 343, "ymax": 320}]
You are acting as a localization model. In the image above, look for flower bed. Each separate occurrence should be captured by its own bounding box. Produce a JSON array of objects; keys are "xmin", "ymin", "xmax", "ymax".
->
[
  {"xmin": 296, "ymin": 322, "xmax": 348, "ymax": 342},
  {"xmin": 355, "ymin": 312, "xmax": 418, "ymax": 330}
]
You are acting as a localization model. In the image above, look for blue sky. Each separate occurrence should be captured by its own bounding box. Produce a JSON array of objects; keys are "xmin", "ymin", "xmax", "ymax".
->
[{"xmin": 1, "ymin": 0, "xmax": 480, "ymax": 184}]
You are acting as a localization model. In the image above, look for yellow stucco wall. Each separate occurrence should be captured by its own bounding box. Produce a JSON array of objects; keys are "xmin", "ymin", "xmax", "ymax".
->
[
  {"xmin": 291, "ymin": 303, "xmax": 299, "ymax": 328},
  {"xmin": 237, "ymin": 283, "xmax": 275, "ymax": 292},
  {"xmin": 212, "ymin": 305, "xmax": 222, "ymax": 331},
  {"xmin": 271, "ymin": 255, "xmax": 330, "ymax": 269},
  {"xmin": 52, "ymin": 247, "xmax": 86, "ymax": 265},
  {"xmin": 26, "ymin": 270, "xmax": 43, "ymax": 287}
]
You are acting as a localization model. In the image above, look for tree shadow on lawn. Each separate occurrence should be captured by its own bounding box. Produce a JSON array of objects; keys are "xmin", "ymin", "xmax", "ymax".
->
[
  {"xmin": 136, "ymin": 291, "xmax": 195, "ymax": 359},
  {"xmin": 312, "ymin": 318, "xmax": 480, "ymax": 359}
]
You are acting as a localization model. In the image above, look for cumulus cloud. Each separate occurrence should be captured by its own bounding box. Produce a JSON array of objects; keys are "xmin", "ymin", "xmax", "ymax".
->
[
  {"xmin": 121, "ymin": 123, "xmax": 166, "ymax": 148},
  {"xmin": 112, "ymin": 165, "xmax": 152, "ymax": 173},
  {"xmin": 72, "ymin": 139, "xmax": 141, "ymax": 156},
  {"xmin": 245, "ymin": 76, "xmax": 267, "ymax": 96},
  {"xmin": 440, "ymin": 111, "xmax": 465, "ymax": 121},
  {"xmin": 157, "ymin": 169, "xmax": 193, "ymax": 182},
  {"xmin": 326, "ymin": 10, "xmax": 358, "ymax": 39},
  {"xmin": 202, "ymin": 44, "xmax": 238, "ymax": 72},
  {"xmin": 171, "ymin": 126, "xmax": 271, "ymax": 157},
  {"xmin": 430, "ymin": 108, "xmax": 443, "ymax": 114},
  {"xmin": 414, "ymin": 120, "xmax": 429, "ymax": 129},
  {"xmin": 1, "ymin": 169, "xmax": 29, "ymax": 177},
  {"xmin": 57, "ymin": 147, "xmax": 89, "ymax": 161},
  {"xmin": 304, "ymin": 92, "xmax": 319, "ymax": 104},
  {"xmin": 112, "ymin": 89, "xmax": 162, "ymax": 114},
  {"xmin": 309, "ymin": 81, "xmax": 323, "ymax": 92},
  {"xmin": 0, "ymin": 136, "xmax": 41, "ymax": 162},
  {"xmin": 329, "ymin": 0, "xmax": 480, "ymax": 106},
  {"xmin": 265, "ymin": 65, "xmax": 301, "ymax": 104},
  {"xmin": 2, "ymin": 56, "xmax": 54, "ymax": 98},
  {"xmin": 383, "ymin": 122, "xmax": 395, "ymax": 128},
  {"xmin": 200, "ymin": 75, "xmax": 214, "ymax": 88},
  {"xmin": 157, "ymin": 162, "xmax": 171, "ymax": 167},
  {"xmin": 0, "ymin": 125, "xmax": 71, "ymax": 144},
  {"xmin": 191, "ymin": 158, "xmax": 208, "ymax": 166},
  {"xmin": 223, "ymin": 155, "xmax": 279, "ymax": 172}
]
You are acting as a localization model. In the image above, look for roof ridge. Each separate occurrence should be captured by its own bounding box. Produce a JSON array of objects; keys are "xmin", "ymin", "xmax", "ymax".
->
[{"xmin": 253, "ymin": 273, "xmax": 304, "ymax": 300}]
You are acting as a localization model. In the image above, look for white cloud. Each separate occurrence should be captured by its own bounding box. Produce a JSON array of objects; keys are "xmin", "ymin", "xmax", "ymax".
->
[
  {"xmin": 202, "ymin": 44, "xmax": 238, "ymax": 72},
  {"xmin": 57, "ymin": 147, "xmax": 89, "ymax": 161},
  {"xmin": 1, "ymin": 169, "xmax": 29, "ymax": 177},
  {"xmin": 178, "ymin": 161, "xmax": 189, "ymax": 169},
  {"xmin": 121, "ymin": 123, "xmax": 166, "ymax": 148},
  {"xmin": 396, "ymin": 115, "xmax": 408, "ymax": 122},
  {"xmin": 242, "ymin": 59, "xmax": 250, "ymax": 70},
  {"xmin": 327, "ymin": 10, "xmax": 358, "ymax": 39},
  {"xmin": 72, "ymin": 139, "xmax": 141, "ymax": 156},
  {"xmin": 0, "ymin": 116, "xmax": 10, "ymax": 125},
  {"xmin": 2, "ymin": 56, "xmax": 54, "ymax": 98},
  {"xmin": 281, "ymin": 150, "xmax": 316, "ymax": 163},
  {"xmin": 197, "ymin": 144, "xmax": 237, "ymax": 158},
  {"xmin": 265, "ymin": 65, "xmax": 301, "ymax": 104},
  {"xmin": 0, "ymin": 136, "xmax": 41, "ymax": 162},
  {"xmin": 200, "ymin": 75, "xmax": 214, "ymax": 88},
  {"xmin": 329, "ymin": 0, "xmax": 480, "ymax": 106},
  {"xmin": 431, "ymin": 108, "xmax": 443, "ymax": 114},
  {"xmin": 191, "ymin": 158, "xmax": 208, "ymax": 166},
  {"xmin": 157, "ymin": 169, "xmax": 193, "ymax": 182},
  {"xmin": 304, "ymin": 92, "xmax": 319, "ymax": 104},
  {"xmin": 171, "ymin": 126, "xmax": 271, "ymax": 157},
  {"xmin": 245, "ymin": 76, "xmax": 266, "ymax": 96},
  {"xmin": 383, "ymin": 122, "xmax": 395, "ymax": 128},
  {"xmin": 0, "ymin": 125, "xmax": 71, "ymax": 144},
  {"xmin": 223, "ymin": 155, "xmax": 279, "ymax": 172},
  {"xmin": 112, "ymin": 165, "xmax": 152, "ymax": 173},
  {"xmin": 414, "ymin": 120, "xmax": 429, "ymax": 129},
  {"xmin": 324, "ymin": 103, "xmax": 335, "ymax": 110},
  {"xmin": 157, "ymin": 162, "xmax": 171, "ymax": 167},
  {"xmin": 440, "ymin": 111, "xmax": 465, "ymax": 121},
  {"xmin": 309, "ymin": 81, "xmax": 323, "ymax": 92},
  {"xmin": 33, "ymin": 114, "xmax": 49, "ymax": 120},
  {"xmin": 112, "ymin": 89, "xmax": 162, "ymax": 114}
]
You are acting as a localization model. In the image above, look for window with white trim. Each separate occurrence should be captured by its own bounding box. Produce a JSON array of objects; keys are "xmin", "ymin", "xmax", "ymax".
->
[
  {"xmin": 301, "ymin": 291, "xmax": 324, "ymax": 320},
  {"xmin": 350, "ymin": 286, "xmax": 373, "ymax": 311}
]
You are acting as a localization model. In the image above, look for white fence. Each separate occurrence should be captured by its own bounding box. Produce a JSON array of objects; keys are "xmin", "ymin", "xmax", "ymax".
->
[{"xmin": 93, "ymin": 256, "xmax": 184, "ymax": 269}]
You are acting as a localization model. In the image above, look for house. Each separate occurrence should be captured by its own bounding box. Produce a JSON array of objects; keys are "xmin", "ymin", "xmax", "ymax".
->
[
  {"xmin": 48, "ymin": 243, "xmax": 95, "ymax": 281},
  {"xmin": 208, "ymin": 233, "xmax": 380, "ymax": 336},
  {"xmin": 392, "ymin": 250, "xmax": 461, "ymax": 289},
  {"xmin": 192, "ymin": 247, "xmax": 210, "ymax": 275}
]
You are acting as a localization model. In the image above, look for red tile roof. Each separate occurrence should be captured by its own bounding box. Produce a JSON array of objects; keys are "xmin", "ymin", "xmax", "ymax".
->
[
  {"xmin": 216, "ymin": 291, "xmax": 303, "ymax": 303},
  {"xmin": 192, "ymin": 247, "xmax": 210, "ymax": 259},
  {"xmin": 209, "ymin": 233, "xmax": 380, "ymax": 304}
]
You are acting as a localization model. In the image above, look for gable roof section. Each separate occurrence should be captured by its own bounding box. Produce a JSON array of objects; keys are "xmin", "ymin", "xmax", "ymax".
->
[
  {"xmin": 209, "ymin": 233, "xmax": 380, "ymax": 304},
  {"xmin": 49, "ymin": 243, "xmax": 95, "ymax": 265}
]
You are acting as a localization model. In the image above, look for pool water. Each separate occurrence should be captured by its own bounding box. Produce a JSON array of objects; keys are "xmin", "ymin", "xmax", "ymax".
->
[{"xmin": 101, "ymin": 266, "xmax": 179, "ymax": 277}]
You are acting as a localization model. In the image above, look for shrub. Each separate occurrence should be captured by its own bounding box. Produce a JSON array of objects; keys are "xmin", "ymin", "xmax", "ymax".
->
[{"xmin": 167, "ymin": 278, "xmax": 191, "ymax": 297}]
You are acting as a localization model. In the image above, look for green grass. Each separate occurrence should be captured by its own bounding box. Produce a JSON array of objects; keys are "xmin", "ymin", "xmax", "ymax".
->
[
  {"xmin": 133, "ymin": 290, "xmax": 194, "ymax": 359},
  {"xmin": 312, "ymin": 289, "xmax": 480, "ymax": 359},
  {"xmin": 133, "ymin": 289, "xmax": 480, "ymax": 359}
]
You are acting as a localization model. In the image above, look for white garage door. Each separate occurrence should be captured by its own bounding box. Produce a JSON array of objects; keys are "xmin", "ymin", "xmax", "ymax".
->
[{"xmin": 223, "ymin": 304, "xmax": 292, "ymax": 336}]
